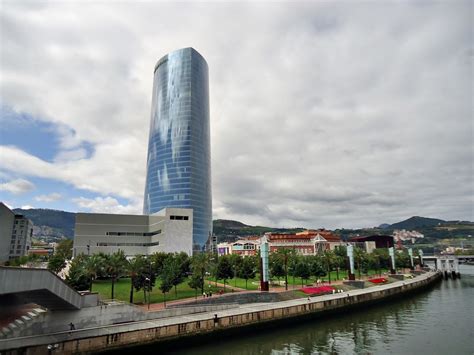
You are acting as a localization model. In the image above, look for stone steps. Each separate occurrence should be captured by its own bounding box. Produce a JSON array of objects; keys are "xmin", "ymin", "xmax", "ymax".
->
[{"xmin": 0, "ymin": 308, "xmax": 46, "ymax": 339}]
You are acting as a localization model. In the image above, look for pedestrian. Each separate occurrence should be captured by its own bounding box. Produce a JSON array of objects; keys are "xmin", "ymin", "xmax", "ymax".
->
[
  {"xmin": 209, "ymin": 291, "xmax": 213, "ymax": 297},
  {"xmin": 69, "ymin": 322, "xmax": 75, "ymax": 331},
  {"xmin": 203, "ymin": 292, "xmax": 206, "ymax": 298}
]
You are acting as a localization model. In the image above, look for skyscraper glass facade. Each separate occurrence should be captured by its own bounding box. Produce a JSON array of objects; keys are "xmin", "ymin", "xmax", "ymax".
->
[{"xmin": 143, "ymin": 48, "xmax": 212, "ymax": 251}]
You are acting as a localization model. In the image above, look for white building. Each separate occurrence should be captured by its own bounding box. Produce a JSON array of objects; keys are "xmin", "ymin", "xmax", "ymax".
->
[{"xmin": 73, "ymin": 208, "xmax": 193, "ymax": 257}]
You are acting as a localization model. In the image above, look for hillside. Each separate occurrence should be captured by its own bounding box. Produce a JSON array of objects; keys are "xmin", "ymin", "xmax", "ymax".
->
[
  {"xmin": 9, "ymin": 208, "xmax": 472, "ymax": 244},
  {"xmin": 389, "ymin": 216, "xmax": 445, "ymax": 230},
  {"xmin": 13, "ymin": 208, "xmax": 76, "ymax": 239}
]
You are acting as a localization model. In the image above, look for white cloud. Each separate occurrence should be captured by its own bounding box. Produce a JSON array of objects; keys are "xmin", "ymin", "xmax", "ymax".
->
[
  {"xmin": 0, "ymin": 178, "xmax": 35, "ymax": 194},
  {"xmin": 35, "ymin": 192, "xmax": 62, "ymax": 202},
  {"xmin": 72, "ymin": 196, "xmax": 141, "ymax": 215},
  {"xmin": 0, "ymin": 2, "xmax": 472, "ymax": 228},
  {"xmin": 20, "ymin": 205, "xmax": 34, "ymax": 210}
]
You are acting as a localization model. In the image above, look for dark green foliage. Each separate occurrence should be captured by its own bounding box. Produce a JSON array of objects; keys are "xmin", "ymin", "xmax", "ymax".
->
[
  {"xmin": 389, "ymin": 216, "xmax": 445, "ymax": 230},
  {"xmin": 294, "ymin": 260, "xmax": 311, "ymax": 286},
  {"xmin": 238, "ymin": 257, "xmax": 256, "ymax": 289},
  {"xmin": 48, "ymin": 254, "xmax": 66, "ymax": 274},
  {"xmin": 66, "ymin": 255, "xmax": 90, "ymax": 291},
  {"xmin": 216, "ymin": 255, "xmax": 234, "ymax": 289},
  {"xmin": 55, "ymin": 239, "xmax": 73, "ymax": 259}
]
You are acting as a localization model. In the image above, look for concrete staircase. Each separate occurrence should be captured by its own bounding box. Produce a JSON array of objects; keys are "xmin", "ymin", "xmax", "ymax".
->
[{"xmin": 0, "ymin": 308, "xmax": 46, "ymax": 339}]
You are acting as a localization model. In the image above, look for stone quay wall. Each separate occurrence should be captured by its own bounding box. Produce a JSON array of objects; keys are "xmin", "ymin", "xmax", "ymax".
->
[{"xmin": 0, "ymin": 272, "xmax": 442, "ymax": 355}]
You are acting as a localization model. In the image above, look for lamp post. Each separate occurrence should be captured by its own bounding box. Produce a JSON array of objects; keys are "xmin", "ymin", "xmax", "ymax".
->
[{"xmin": 145, "ymin": 277, "xmax": 150, "ymax": 310}]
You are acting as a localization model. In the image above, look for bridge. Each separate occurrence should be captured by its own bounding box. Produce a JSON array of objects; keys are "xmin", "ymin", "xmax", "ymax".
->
[
  {"xmin": 421, "ymin": 255, "xmax": 473, "ymax": 278},
  {"xmin": 0, "ymin": 267, "xmax": 98, "ymax": 310}
]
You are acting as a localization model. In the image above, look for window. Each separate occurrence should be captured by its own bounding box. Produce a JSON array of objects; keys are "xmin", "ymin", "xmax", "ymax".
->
[{"xmin": 170, "ymin": 215, "xmax": 189, "ymax": 220}]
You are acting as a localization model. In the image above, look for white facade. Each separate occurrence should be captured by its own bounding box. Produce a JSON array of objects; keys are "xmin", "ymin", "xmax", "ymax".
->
[{"xmin": 73, "ymin": 208, "xmax": 193, "ymax": 257}]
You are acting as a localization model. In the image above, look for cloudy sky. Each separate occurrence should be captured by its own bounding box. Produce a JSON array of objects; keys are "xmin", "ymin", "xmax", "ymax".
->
[{"xmin": 0, "ymin": 1, "xmax": 472, "ymax": 229}]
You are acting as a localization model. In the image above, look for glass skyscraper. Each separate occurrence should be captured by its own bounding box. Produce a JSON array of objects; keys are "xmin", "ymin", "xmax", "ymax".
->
[{"xmin": 143, "ymin": 48, "xmax": 212, "ymax": 251}]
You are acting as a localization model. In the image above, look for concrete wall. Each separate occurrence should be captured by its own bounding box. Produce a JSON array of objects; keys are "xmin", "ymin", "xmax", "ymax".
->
[
  {"xmin": 0, "ymin": 272, "xmax": 441, "ymax": 354},
  {"xmin": 10, "ymin": 303, "xmax": 238, "ymax": 337},
  {"xmin": 0, "ymin": 203, "xmax": 15, "ymax": 263},
  {"xmin": 73, "ymin": 208, "xmax": 193, "ymax": 257},
  {"xmin": 0, "ymin": 267, "xmax": 98, "ymax": 310}
]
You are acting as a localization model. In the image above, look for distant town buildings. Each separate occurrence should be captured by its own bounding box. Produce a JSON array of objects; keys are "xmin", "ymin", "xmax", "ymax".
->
[
  {"xmin": 217, "ymin": 230, "xmax": 344, "ymax": 256},
  {"xmin": 73, "ymin": 208, "xmax": 193, "ymax": 257},
  {"xmin": 392, "ymin": 230, "xmax": 424, "ymax": 244},
  {"xmin": 0, "ymin": 203, "xmax": 33, "ymax": 262},
  {"xmin": 143, "ymin": 48, "xmax": 212, "ymax": 252}
]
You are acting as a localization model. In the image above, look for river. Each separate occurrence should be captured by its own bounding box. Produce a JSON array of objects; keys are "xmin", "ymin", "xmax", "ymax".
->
[{"xmin": 120, "ymin": 265, "xmax": 474, "ymax": 354}]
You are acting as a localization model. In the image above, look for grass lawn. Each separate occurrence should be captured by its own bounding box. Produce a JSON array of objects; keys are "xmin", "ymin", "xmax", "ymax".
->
[
  {"xmin": 92, "ymin": 277, "xmax": 226, "ymax": 304},
  {"xmin": 206, "ymin": 276, "xmax": 260, "ymax": 290}
]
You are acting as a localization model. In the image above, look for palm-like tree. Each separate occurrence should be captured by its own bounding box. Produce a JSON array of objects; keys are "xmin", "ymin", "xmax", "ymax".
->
[
  {"xmin": 83, "ymin": 254, "xmax": 105, "ymax": 291},
  {"xmin": 354, "ymin": 247, "xmax": 366, "ymax": 280},
  {"xmin": 127, "ymin": 255, "xmax": 145, "ymax": 303},
  {"xmin": 323, "ymin": 250, "xmax": 335, "ymax": 284},
  {"xmin": 106, "ymin": 250, "xmax": 127, "ymax": 299}
]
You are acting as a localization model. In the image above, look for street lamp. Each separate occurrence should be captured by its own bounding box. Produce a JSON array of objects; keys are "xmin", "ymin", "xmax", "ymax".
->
[{"xmin": 145, "ymin": 277, "xmax": 150, "ymax": 310}]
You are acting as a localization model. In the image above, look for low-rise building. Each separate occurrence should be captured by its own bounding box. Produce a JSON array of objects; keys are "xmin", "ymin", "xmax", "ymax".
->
[
  {"xmin": 216, "ymin": 230, "xmax": 343, "ymax": 256},
  {"xmin": 349, "ymin": 235, "xmax": 394, "ymax": 250},
  {"xmin": 73, "ymin": 208, "xmax": 193, "ymax": 257}
]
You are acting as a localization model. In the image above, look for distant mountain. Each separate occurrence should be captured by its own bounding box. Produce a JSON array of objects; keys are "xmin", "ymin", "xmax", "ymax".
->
[
  {"xmin": 378, "ymin": 223, "xmax": 391, "ymax": 229},
  {"xmin": 389, "ymin": 216, "xmax": 445, "ymax": 230},
  {"xmin": 213, "ymin": 219, "xmax": 250, "ymax": 229},
  {"xmin": 13, "ymin": 208, "xmax": 76, "ymax": 239}
]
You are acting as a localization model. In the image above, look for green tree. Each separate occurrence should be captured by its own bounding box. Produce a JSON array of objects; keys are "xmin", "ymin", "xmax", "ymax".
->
[
  {"xmin": 160, "ymin": 258, "xmax": 174, "ymax": 307},
  {"xmin": 323, "ymin": 250, "xmax": 335, "ymax": 284},
  {"xmin": 216, "ymin": 255, "xmax": 234, "ymax": 291},
  {"xmin": 55, "ymin": 239, "xmax": 73, "ymax": 259},
  {"xmin": 150, "ymin": 252, "xmax": 170, "ymax": 276},
  {"xmin": 65, "ymin": 255, "xmax": 89, "ymax": 291},
  {"xmin": 83, "ymin": 254, "xmax": 105, "ymax": 291},
  {"xmin": 190, "ymin": 253, "xmax": 209, "ymax": 295},
  {"xmin": 48, "ymin": 253, "xmax": 66, "ymax": 274},
  {"xmin": 188, "ymin": 273, "xmax": 204, "ymax": 299},
  {"xmin": 127, "ymin": 255, "xmax": 146, "ymax": 304},
  {"xmin": 269, "ymin": 253, "xmax": 285, "ymax": 285},
  {"xmin": 106, "ymin": 250, "xmax": 127, "ymax": 299},
  {"xmin": 354, "ymin": 247, "xmax": 366, "ymax": 280},
  {"xmin": 309, "ymin": 255, "xmax": 326, "ymax": 281},
  {"xmin": 238, "ymin": 256, "xmax": 256, "ymax": 289},
  {"xmin": 228, "ymin": 254, "xmax": 243, "ymax": 287},
  {"xmin": 294, "ymin": 259, "xmax": 311, "ymax": 287}
]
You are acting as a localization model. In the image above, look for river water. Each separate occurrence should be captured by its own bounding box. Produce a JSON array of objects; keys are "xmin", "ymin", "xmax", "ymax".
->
[{"xmin": 122, "ymin": 266, "xmax": 474, "ymax": 354}]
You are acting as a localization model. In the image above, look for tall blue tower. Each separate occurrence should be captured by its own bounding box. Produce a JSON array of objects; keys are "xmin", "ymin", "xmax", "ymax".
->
[{"xmin": 143, "ymin": 48, "xmax": 212, "ymax": 252}]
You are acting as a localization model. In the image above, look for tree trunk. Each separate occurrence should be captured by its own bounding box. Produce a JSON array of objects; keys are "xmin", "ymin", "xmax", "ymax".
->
[
  {"xmin": 336, "ymin": 268, "xmax": 339, "ymax": 281},
  {"xmin": 224, "ymin": 279, "xmax": 226, "ymax": 291},
  {"xmin": 285, "ymin": 258, "xmax": 288, "ymax": 291},
  {"xmin": 358, "ymin": 261, "xmax": 361, "ymax": 279},
  {"xmin": 328, "ymin": 266, "xmax": 331, "ymax": 284},
  {"xmin": 163, "ymin": 292, "xmax": 166, "ymax": 308},
  {"xmin": 174, "ymin": 284, "xmax": 177, "ymax": 298},
  {"xmin": 245, "ymin": 278, "xmax": 248, "ymax": 290},
  {"xmin": 111, "ymin": 277, "xmax": 115, "ymax": 299},
  {"xmin": 89, "ymin": 277, "xmax": 93, "ymax": 292},
  {"xmin": 129, "ymin": 278, "xmax": 134, "ymax": 303},
  {"xmin": 143, "ymin": 288, "xmax": 147, "ymax": 303}
]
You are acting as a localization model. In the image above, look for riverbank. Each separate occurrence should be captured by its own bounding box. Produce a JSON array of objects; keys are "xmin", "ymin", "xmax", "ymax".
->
[{"xmin": 0, "ymin": 271, "xmax": 442, "ymax": 355}]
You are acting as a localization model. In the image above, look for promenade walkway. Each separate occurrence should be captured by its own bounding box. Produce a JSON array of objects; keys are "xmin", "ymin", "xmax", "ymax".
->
[{"xmin": 0, "ymin": 271, "xmax": 440, "ymax": 354}]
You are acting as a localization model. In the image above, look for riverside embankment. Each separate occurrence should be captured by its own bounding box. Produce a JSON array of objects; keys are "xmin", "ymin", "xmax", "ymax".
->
[{"xmin": 0, "ymin": 271, "xmax": 442, "ymax": 355}]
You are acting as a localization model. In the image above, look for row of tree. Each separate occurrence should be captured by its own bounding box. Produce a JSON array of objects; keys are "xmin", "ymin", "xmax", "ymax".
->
[{"xmin": 50, "ymin": 246, "xmax": 416, "ymax": 304}]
